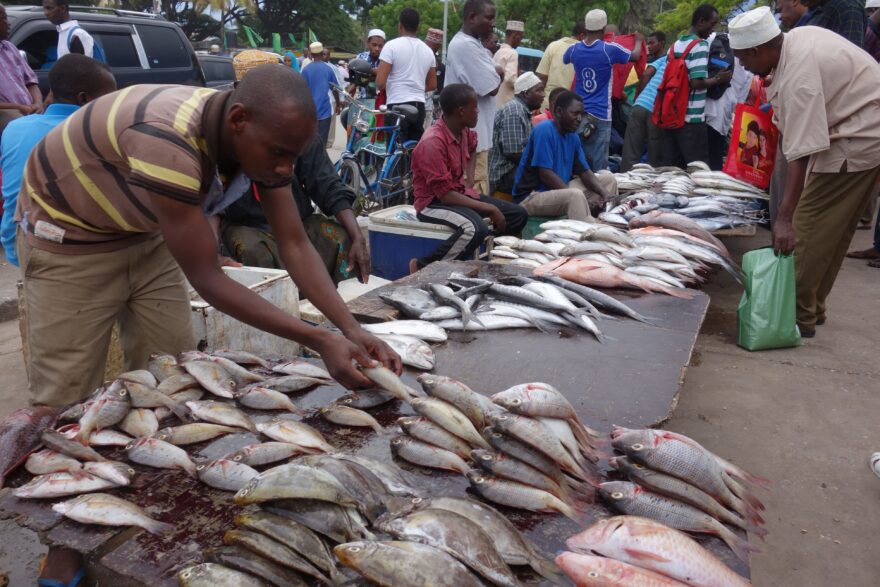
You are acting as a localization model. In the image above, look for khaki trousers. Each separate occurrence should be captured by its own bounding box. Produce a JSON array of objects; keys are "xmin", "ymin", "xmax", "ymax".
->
[
  {"xmin": 474, "ymin": 150, "xmax": 490, "ymax": 196},
  {"xmin": 519, "ymin": 174, "xmax": 619, "ymax": 221},
  {"xmin": 18, "ymin": 233, "xmax": 194, "ymax": 406},
  {"xmin": 794, "ymin": 164, "xmax": 880, "ymax": 329}
]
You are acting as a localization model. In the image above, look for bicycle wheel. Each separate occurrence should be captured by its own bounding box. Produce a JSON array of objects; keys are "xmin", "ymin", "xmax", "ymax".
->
[
  {"xmin": 338, "ymin": 158, "xmax": 368, "ymax": 217},
  {"xmin": 377, "ymin": 150, "xmax": 413, "ymax": 209}
]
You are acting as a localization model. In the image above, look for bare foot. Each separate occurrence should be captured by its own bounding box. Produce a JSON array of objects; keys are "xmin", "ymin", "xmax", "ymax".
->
[
  {"xmin": 846, "ymin": 248, "xmax": 880, "ymax": 260},
  {"xmin": 408, "ymin": 258, "xmax": 419, "ymax": 274}
]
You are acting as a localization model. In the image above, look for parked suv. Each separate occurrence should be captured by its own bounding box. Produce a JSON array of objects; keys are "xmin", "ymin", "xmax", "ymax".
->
[{"xmin": 5, "ymin": 5, "xmax": 205, "ymax": 94}]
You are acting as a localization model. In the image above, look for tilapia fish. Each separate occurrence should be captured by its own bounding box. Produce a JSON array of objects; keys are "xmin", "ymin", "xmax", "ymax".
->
[
  {"xmin": 599, "ymin": 481, "xmax": 757, "ymax": 562},
  {"xmin": 197, "ymin": 458, "xmax": 259, "ymax": 491},
  {"xmin": 376, "ymin": 509, "xmax": 520, "ymax": 587},
  {"xmin": 234, "ymin": 463, "xmax": 358, "ymax": 506},
  {"xmin": 556, "ymin": 551, "xmax": 689, "ymax": 586},
  {"xmin": 118, "ymin": 369, "xmax": 158, "ymax": 387},
  {"xmin": 0, "ymin": 407, "xmax": 57, "ymax": 488},
  {"xmin": 178, "ymin": 562, "xmax": 267, "ymax": 587},
  {"xmin": 52, "ymin": 493, "xmax": 171, "ymax": 535},
  {"xmin": 566, "ymin": 516, "xmax": 751, "ymax": 587},
  {"xmin": 334, "ymin": 540, "xmax": 484, "ymax": 587},
  {"xmin": 13, "ymin": 471, "xmax": 119, "ymax": 499}
]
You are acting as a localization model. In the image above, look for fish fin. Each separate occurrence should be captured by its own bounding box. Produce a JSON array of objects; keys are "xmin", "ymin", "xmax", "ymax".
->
[
  {"xmin": 528, "ymin": 556, "xmax": 567, "ymax": 584},
  {"xmin": 144, "ymin": 519, "xmax": 175, "ymax": 535},
  {"xmin": 718, "ymin": 526, "xmax": 760, "ymax": 563},
  {"xmin": 748, "ymin": 523, "xmax": 769, "ymax": 541},
  {"xmin": 716, "ymin": 455, "xmax": 772, "ymax": 490},
  {"xmin": 725, "ymin": 472, "xmax": 766, "ymax": 511},
  {"xmin": 623, "ymin": 548, "xmax": 671, "ymax": 563}
]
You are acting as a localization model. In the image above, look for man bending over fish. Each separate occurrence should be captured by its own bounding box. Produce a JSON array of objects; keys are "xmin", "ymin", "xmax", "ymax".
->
[
  {"xmin": 15, "ymin": 64, "xmax": 401, "ymax": 409},
  {"xmin": 409, "ymin": 83, "xmax": 527, "ymax": 273},
  {"xmin": 512, "ymin": 90, "xmax": 617, "ymax": 222}
]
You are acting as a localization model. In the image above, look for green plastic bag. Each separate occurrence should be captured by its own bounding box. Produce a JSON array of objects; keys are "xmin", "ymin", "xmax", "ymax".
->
[{"xmin": 737, "ymin": 248, "xmax": 802, "ymax": 351}]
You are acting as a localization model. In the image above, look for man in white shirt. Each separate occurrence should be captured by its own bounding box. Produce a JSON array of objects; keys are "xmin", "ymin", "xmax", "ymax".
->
[
  {"xmin": 376, "ymin": 7, "xmax": 437, "ymax": 143},
  {"xmin": 43, "ymin": 0, "xmax": 95, "ymax": 59},
  {"xmin": 445, "ymin": 0, "xmax": 502, "ymax": 196}
]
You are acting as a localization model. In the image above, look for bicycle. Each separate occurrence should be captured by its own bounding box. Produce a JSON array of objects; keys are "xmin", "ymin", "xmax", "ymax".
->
[{"xmin": 333, "ymin": 83, "xmax": 421, "ymax": 215}]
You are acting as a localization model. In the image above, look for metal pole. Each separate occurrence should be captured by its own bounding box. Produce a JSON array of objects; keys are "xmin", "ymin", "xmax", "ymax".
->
[{"xmin": 441, "ymin": 0, "xmax": 448, "ymax": 63}]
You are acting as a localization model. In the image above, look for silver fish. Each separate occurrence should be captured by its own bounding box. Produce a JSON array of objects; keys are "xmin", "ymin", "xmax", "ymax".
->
[
  {"xmin": 185, "ymin": 401, "xmax": 256, "ymax": 432},
  {"xmin": 359, "ymin": 365, "xmax": 422, "ymax": 402},
  {"xmin": 410, "ymin": 397, "xmax": 489, "ymax": 449},
  {"xmin": 271, "ymin": 360, "xmax": 332, "ymax": 380},
  {"xmin": 257, "ymin": 375, "xmax": 326, "ymax": 393},
  {"xmin": 223, "ymin": 529, "xmax": 332, "ymax": 584},
  {"xmin": 41, "ymin": 428, "xmax": 106, "ymax": 462},
  {"xmin": 234, "ymin": 463, "xmax": 358, "ymax": 507},
  {"xmin": 208, "ymin": 355, "xmax": 265, "ymax": 385},
  {"xmin": 336, "ymin": 390, "xmax": 396, "ymax": 409},
  {"xmin": 155, "ymin": 423, "xmax": 238, "ymax": 446},
  {"xmin": 379, "ymin": 286, "xmax": 438, "ymax": 318},
  {"xmin": 237, "ymin": 387, "xmax": 305, "ymax": 414},
  {"xmin": 376, "ymin": 334, "xmax": 435, "ymax": 370},
  {"xmin": 417, "ymin": 374, "xmax": 486, "ymax": 429},
  {"xmin": 148, "ymin": 352, "xmax": 185, "ymax": 382},
  {"xmin": 76, "ymin": 381, "xmax": 131, "ymax": 442},
  {"xmin": 197, "ymin": 458, "xmax": 259, "ymax": 491},
  {"xmin": 361, "ymin": 320, "xmax": 448, "ymax": 342},
  {"xmin": 122, "ymin": 381, "xmax": 190, "ymax": 421},
  {"xmin": 226, "ymin": 442, "xmax": 304, "ymax": 467},
  {"xmin": 390, "ymin": 436, "xmax": 470, "ymax": 474},
  {"xmin": 255, "ymin": 418, "xmax": 334, "ymax": 453},
  {"xmin": 118, "ymin": 369, "xmax": 158, "ymax": 387},
  {"xmin": 334, "ymin": 541, "xmax": 483, "ymax": 587},
  {"xmin": 320, "ymin": 404, "xmax": 384, "ymax": 434},
  {"xmin": 52, "ymin": 493, "xmax": 172, "ymax": 534},
  {"xmin": 398, "ymin": 416, "xmax": 472, "ymax": 459},
  {"xmin": 466, "ymin": 470, "xmax": 580, "ymax": 522},
  {"xmin": 125, "ymin": 436, "xmax": 197, "ymax": 477},
  {"xmin": 429, "ymin": 283, "xmax": 482, "ymax": 329},
  {"xmin": 25, "ymin": 450, "xmax": 83, "ymax": 475},
  {"xmin": 212, "ymin": 349, "xmax": 270, "ymax": 368},
  {"xmin": 178, "ymin": 562, "xmax": 267, "ymax": 587},
  {"xmin": 265, "ymin": 499, "xmax": 374, "ymax": 543},
  {"xmin": 83, "ymin": 460, "xmax": 136, "ymax": 486},
  {"xmin": 119, "ymin": 408, "xmax": 159, "ymax": 438},
  {"xmin": 156, "ymin": 373, "xmax": 199, "ymax": 395},
  {"xmin": 13, "ymin": 472, "xmax": 118, "ymax": 499},
  {"xmin": 182, "ymin": 360, "xmax": 238, "ymax": 399}
]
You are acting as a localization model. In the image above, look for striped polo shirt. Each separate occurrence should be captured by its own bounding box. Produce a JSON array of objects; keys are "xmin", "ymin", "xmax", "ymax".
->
[
  {"xmin": 17, "ymin": 85, "xmax": 227, "ymax": 253},
  {"xmin": 673, "ymin": 34, "xmax": 709, "ymax": 124}
]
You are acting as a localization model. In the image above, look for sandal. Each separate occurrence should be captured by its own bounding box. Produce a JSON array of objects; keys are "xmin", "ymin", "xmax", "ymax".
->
[
  {"xmin": 846, "ymin": 248, "xmax": 880, "ymax": 260},
  {"xmin": 37, "ymin": 569, "xmax": 85, "ymax": 587}
]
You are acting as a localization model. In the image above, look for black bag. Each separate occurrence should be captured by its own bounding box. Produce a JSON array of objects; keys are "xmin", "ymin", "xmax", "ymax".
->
[{"xmin": 706, "ymin": 33, "xmax": 734, "ymax": 100}]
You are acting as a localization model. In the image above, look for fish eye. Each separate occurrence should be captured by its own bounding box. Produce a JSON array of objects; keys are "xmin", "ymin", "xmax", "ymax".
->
[
  {"xmin": 510, "ymin": 399, "xmax": 521, "ymax": 405},
  {"xmin": 347, "ymin": 546, "xmax": 361, "ymax": 552},
  {"xmin": 392, "ymin": 439, "xmax": 402, "ymax": 445},
  {"xmin": 633, "ymin": 463, "xmax": 644, "ymax": 469},
  {"xmin": 125, "ymin": 442, "xmax": 135, "ymax": 450},
  {"xmin": 233, "ymin": 454, "xmax": 242, "ymax": 461},
  {"xmin": 342, "ymin": 398, "xmax": 353, "ymax": 404},
  {"xmin": 412, "ymin": 497, "xmax": 422, "ymax": 504},
  {"xmin": 158, "ymin": 434, "xmax": 168, "ymax": 440},
  {"xmin": 631, "ymin": 443, "xmax": 644, "ymax": 451},
  {"xmin": 181, "ymin": 571, "xmax": 191, "ymax": 579},
  {"xmin": 588, "ymin": 571, "xmax": 599, "ymax": 578},
  {"xmin": 611, "ymin": 491, "xmax": 623, "ymax": 499},
  {"xmin": 119, "ymin": 389, "xmax": 127, "ymax": 396},
  {"xmin": 474, "ymin": 476, "xmax": 485, "ymax": 484},
  {"xmin": 497, "ymin": 415, "xmax": 508, "ymax": 421},
  {"xmin": 196, "ymin": 464, "xmax": 205, "ymax": 470},
  {"xmin": 127, "ymin": 468, "xmax": 135, "ymax": 474},
  {"xmin": 481, "ymin": 455, "xmax": 492, "ymax": 461}
]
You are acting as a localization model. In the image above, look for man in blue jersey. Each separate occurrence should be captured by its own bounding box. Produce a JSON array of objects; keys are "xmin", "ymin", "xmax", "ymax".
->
[
  {"xmin": 1, "ymin": 54, "xmax": 115, "ymax": 265},
  {"xmin": 563, "ymin": 9, "xmax": 643, "ymax": 171},
  {"xmin": 301, "ymin": 41, "xmax": 341, "ymax": 146}
]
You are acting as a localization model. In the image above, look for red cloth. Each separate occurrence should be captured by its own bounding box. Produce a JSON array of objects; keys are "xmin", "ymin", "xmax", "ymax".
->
[
  {"xmin": 531, "ymin": 109, "xmax": 553, "ymax": 126},
  {"xmin": 605, "ymin": 33, "xmax": 646, "ymax": 100},
  {"xmin": 411, "ymin": 117, "xmax": 479, "ymax": 212}
]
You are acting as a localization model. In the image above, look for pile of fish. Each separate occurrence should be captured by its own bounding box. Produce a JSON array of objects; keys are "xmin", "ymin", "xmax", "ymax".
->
[
  {"xmin": 380, "ymin": 271, "xmax": 652, "ymax": 341},
  {"xmin": 388, "ymin": 375, "xmax": 600, "ymax": 522},
  {"xmin": 359, "ymin": 319, "xmax": 447, "ymax": 370},
  {"xmin": 490, "ymin": 217, "xmax": 742, "ymax": 296},
  {"xmin": 608, "ymin": 163, "xmax": 768, "ymax": 232},
  {"xmin": 558, "ymin": 516, "xmax": 753, "ymax": 586}
]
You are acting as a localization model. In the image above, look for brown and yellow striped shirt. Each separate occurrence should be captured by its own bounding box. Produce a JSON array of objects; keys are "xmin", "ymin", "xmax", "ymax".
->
[{"xmin": 16, "ymin": 84, "xmax": 229, "ymax": 253}]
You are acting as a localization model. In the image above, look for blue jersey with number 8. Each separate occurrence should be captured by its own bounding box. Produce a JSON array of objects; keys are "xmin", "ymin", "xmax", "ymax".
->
[{"xmin": 563, "ymin": 40, "xmax": 631, "ymax": 121}]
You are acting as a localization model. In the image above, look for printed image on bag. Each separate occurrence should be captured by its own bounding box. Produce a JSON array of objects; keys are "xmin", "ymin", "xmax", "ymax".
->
[{"xmin": 722, "ymin": 104, "xmax": 778, "ymax": 190}]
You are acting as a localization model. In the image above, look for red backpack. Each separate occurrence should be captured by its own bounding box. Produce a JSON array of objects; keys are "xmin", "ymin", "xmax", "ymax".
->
[{"xmin": 652, "ymin": 39, "xmax": 701, "ymax": 130}]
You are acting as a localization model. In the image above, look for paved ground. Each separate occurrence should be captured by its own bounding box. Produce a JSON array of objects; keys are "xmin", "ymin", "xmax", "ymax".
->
[{"xmin": 1, "ymin": 220, "xmax": 877, "ymax": 584}]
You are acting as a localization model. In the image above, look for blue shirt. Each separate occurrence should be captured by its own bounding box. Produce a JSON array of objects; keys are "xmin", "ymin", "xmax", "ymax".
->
[
  {"xmin": 513, "ymin": 120, "xmax": 590, "ymax": 201},
  {"xmin": 634, "ymin": 56, "xmax": 668, "ymax": 112},
  {"xmin": 1, "ymin": 103, "xmax": 79, "ymax": 265},
  {"xmin": 301, "ymin": 61, "xmax": 337, "ymax": 120},
  {"xmin": 563, "ymin": 40, "xmax": 631, "ymax": 120}
]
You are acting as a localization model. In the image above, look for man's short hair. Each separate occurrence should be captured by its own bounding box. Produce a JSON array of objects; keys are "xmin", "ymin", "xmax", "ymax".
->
[
  {"xmin": 572, "ymin": 21, "xmax": 587, "ymax": 36},
  {"xmin": 49, "ymin": 54, "xmax": 112, "ymax": 103},
  {"xmin": 553, "ymin": 90, "xmax": 581, "ymax": 113},
  {"xmin": 439, "ymin": 83, "xmax": 477, "ymax": 116},
  {"xmin": 399, "ymin": 7, "xmax": 420, "ymax": 33},
  {"xmin": 692, "ymin": 4, "xmax": 718, "ymax": 26},
  {"xmin": 648, "ymin": 31, "xmax": 667, "ymax": 44},
  {"xmin": 232, "ymin": 64, "xmax": 315, "ymax": 124},
  {"xmin": 48, "ymin": 0, "xmax": 71, "ymax": 8},
  {"xmin": 462, "ymin": 0, "xmax": 494, "ymax": 20},
  {"xmin": 547, "ymin": 87, "xmax": 567, "ymax": 105}
]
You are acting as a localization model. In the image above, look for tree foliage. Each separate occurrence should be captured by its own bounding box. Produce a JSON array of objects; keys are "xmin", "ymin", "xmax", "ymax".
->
[
  {"xmin": 653, "ymin": 0, "xmax": 758, "ymax": 38},
  {"xmin": 368, "ymin": 0, "xmax": 462, "ymax": 45}
]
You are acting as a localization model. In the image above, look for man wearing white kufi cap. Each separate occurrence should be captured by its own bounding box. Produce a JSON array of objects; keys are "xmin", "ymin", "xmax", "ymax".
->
[
  {"xmin": 494, "ymin": 20, "xmax": 525, "ymax": 107},
  {"xmin": 731, "ymin": 6, "xmax": 880, "ymax": 337},
  {"xmin": 489, "ymin": 72, "xmax": 545, "ymax": 194}
]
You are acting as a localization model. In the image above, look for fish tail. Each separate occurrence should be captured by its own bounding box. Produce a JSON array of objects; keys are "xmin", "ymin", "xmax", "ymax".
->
[
  {"xmin": 555, "ymin": 499, "xmax": 583, "ymax": 524},
  {"xmin": 328, "ymin": 564, "xmax": 349, "ymax": 586},
  {"xmin": 748, "ymin": 523, "xmax": 770, "ymax": 541},
  {"xmin": 166, "ymin": 400, "xmax": 192, "ymax": 423},
  {"xmin": 729, "ymin": 493, "xmax": 765, "ymax": 526},
  {"xmin": 528, "ymin": 556, "xmax": 567, "ymax": 584},
  {"xmin": 725, "ymin": 472, "xmax": 766, "ymax": 511},
  {"xmin": 144, "ymin": 519, "xmax": 175, "ymax": 535},
  {"xmin": 717, "ymin": 525, "xmax": 760, "ymax": 562}
]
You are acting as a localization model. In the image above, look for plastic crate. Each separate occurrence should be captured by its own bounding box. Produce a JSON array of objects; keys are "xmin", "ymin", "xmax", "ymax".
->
[{"xmin": 522, "ymin": 215, "xmax": 562, "ymax": 240}]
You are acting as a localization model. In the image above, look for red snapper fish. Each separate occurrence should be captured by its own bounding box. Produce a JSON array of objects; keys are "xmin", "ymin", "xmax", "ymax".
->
[{"xmin": 0, "ymin": 407, "xmax": 58, "ymax": 488}]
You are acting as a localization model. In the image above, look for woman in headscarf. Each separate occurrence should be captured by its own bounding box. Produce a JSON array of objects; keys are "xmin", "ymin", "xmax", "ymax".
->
[{"xmin": 284, "ymin": 51, "xmax": 301, "ymax": 72}]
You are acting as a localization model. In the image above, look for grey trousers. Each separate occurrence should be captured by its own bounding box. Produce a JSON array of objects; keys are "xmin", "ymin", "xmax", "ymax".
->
[{"xmin": 620, "ymin": 106, "xmax": 663, "ymax": 172}]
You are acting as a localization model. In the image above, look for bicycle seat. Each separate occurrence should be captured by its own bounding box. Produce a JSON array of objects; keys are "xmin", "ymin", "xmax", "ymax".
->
[{"xmin": 390, "ymin": 104, "xmax": 421, "ymax": 134}]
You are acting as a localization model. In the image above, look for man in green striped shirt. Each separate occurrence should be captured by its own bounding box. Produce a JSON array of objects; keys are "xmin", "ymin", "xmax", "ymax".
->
[{"xmin": 659, "ymin": 4, "xmax": 732, "ymax": 168}]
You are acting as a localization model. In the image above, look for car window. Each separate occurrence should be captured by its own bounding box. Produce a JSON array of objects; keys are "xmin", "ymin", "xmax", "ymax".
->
[
  {"xmin": 15, "ymin": 29, "xmax": 56, "ymax": 70},
  {"xmin": 137, "ymin": 25, "xmax": 191, "ymax": 68},
  {"xmin": 92, "ymin": 32, "xmax": 140, "ymax": 68},
  {"xmin": 202, "ymin": 60, "xmax": 234, "ymax": 82}
]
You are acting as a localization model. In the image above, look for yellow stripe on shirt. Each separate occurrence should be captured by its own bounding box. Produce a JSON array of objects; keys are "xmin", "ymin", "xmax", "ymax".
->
[
  {"xmin": 127, "ymin": 157, "xmax": 202, "ymax": 193},
  {"xmin": 106, "ymin": 86, "xmax": 138, "ymax": 158},
  {"xmin": 173, "ymin": 88, "xmax": 215, "ymax": 150},
  {"xmin": 24, "ymin": 178, "xmax": 113, "ymax": 234},
  {"xmin": 62, "ymin": 119, "xmax": 138, "ymax": 232}
]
